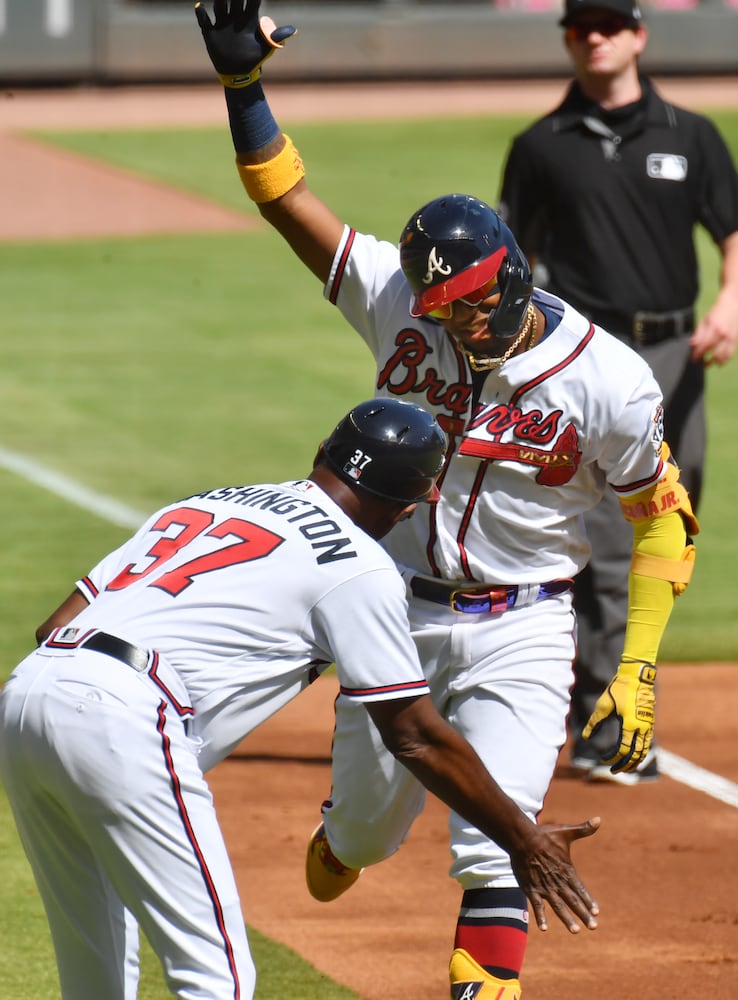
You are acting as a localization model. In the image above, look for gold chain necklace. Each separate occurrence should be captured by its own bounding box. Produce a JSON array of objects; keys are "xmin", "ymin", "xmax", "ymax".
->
[{"xmin": 462, "ymin": 303, "xmax": 537, "ymax": 374}]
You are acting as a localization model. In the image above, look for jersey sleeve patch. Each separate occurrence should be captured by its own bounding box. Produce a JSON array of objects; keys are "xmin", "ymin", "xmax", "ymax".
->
[{"xmin": 651, "ymin": 404, "xmax": 665, "ymax": 455}]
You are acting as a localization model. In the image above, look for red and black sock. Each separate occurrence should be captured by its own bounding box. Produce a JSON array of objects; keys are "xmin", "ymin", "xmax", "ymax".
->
[{"xmin": 454, "ymin": 886, "xmax": 529, "ymax": 980}]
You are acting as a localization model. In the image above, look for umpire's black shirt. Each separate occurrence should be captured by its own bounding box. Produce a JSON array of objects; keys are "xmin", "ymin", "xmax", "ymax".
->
[{"xmin": 499, "ymin": 77, "xmax": 738, "ymax": 337}]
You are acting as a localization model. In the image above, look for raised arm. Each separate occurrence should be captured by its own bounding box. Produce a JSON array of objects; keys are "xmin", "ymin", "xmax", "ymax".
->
[
  {"xmin": 195, "ymin": 0, "xmax": 344, "ymax": 282},
  {"xmin": 367, "ymin": 694, "xmax": 600, "ymax": 935}
]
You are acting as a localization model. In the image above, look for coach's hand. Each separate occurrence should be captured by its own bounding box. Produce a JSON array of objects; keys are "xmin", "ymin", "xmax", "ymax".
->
[
  {"xmin": 195, "ymin": 0, "xmax": 296, "ymax": 88},
  {"xmin": 583, "ymin": 660, "xmax": 656, "ymax": 773},
  {"xmin": 510, "ymin": 817, "xmax": 600, "ymax": 933}
]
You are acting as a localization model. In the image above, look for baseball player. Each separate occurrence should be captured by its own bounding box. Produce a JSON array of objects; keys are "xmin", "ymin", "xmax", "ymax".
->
[
  {"xmin": 194, "ymin": 5, "xmax": 699, "ymax": 998},
  {"xmin": 0, "ymin": 399, "xmax": 600, "ymax": 1000}
]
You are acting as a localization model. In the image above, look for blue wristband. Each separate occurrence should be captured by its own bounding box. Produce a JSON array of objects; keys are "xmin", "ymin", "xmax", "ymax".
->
[{"xmin": 225, "ymin": 83, "xmax": 280, "ymax": 153}]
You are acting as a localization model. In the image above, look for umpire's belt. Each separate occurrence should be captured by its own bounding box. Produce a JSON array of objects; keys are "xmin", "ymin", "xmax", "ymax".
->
[
  {"xmin": 599, "ymin": 307, "xmax": 694, "ymax": 344},
  {"xmin": 409, "ymin": 576, "xmax": 573, "ymax": 614},
  {"xmin": 632, "ymin": 307, "xmax": 694, "ymax": 344},
  {"xmin": 44, "ymin": 627, "xmax": 151, "ymax": 672}
]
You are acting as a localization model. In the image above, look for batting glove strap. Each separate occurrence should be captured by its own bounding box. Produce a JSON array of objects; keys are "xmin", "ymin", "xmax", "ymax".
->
[{"xmin": 218, "ymin": 69, "xmax": 263, "ymax": 89}]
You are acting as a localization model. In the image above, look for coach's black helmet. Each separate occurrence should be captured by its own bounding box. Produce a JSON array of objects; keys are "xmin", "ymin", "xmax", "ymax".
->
[
  {"xmin": 399, "ymin": 194, "xmax": 533, "ymax": 340},
  {"xmin": 323, "ymin": 398, "xmax": 447, "ymax": 505}
]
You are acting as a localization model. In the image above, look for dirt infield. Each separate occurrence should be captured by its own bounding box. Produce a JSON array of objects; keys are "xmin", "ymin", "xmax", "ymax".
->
[
  {"xmin": 3, "ymin": 78, "xmax": 737, "ymax": 998},
  {"xmin": 213, "ymin": 664, "xmax": 738, "ymax": 1000}
]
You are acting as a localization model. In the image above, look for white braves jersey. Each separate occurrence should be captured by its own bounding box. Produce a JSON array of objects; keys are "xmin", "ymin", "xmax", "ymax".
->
[
  {"xmin": 67, "ymin": 479, "xmax": 428, "ymax": 762},
  {"xmin": 325, "ymin": 226, "xmax": 665, "ymax": 583}
]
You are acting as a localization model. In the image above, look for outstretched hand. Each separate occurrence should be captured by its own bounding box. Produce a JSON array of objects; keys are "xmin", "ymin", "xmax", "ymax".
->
[
  {"xmin": 195, "ymin": 0, "xmax": 296, "ymax": 86},
  {"xmin": 509, "ymin": 817, "xmax": 601, "ymax": 933}
]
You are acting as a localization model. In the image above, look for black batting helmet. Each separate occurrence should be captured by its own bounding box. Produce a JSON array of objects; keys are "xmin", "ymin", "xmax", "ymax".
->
[
  {"xmin": 399, "ymin": 194, "xmax": 533, "ymax": 340},
  {"xmin": 323, "ymin": 398, "xmax": 447, "ymax": 505}
]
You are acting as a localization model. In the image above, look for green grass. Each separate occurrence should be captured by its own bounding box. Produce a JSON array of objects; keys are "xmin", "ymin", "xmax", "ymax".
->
[
  {"xmin": 32, "ymin": 115, "xmax": 533, "ymax": 241},
  {"xmin": 1, "ymin": 106, "xmax": 737, "ymax": 998}
]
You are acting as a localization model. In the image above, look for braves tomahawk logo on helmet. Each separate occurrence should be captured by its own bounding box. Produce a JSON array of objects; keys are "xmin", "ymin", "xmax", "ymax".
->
[{"xmin": 421, "ymin": 247, "xmax": 453, "ymax": 285}]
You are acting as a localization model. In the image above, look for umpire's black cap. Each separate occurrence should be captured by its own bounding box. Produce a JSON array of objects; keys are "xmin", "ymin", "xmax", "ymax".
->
[{"xmin": 559, "ymin": 0, "xmax": 643, "ymax": 26}]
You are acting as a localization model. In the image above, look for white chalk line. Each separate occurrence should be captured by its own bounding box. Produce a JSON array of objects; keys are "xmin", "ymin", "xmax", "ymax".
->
[
  {"xmin": 657, "ymin": 749, "xmax": 738, "ymax": 809},
  {"xmin": 2, "ymin": 443, "xmax": 738, "ymax": 809},
  {"xmin": 0, "ymin": 443, "xmax": 144, "ymax": 529}
]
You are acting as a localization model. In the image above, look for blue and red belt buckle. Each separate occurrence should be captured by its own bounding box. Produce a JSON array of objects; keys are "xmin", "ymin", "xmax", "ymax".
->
[{"xmin": 450, "ymin": 586, "xmax": 515, "ymax": 614}]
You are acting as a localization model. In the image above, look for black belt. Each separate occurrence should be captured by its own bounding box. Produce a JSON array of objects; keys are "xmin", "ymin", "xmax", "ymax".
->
[
  {"xmin": 45, "ymin": 628, "xmax": 151, "ymax": 672},
  {"xmin": 82, "ymin": 631, "xmax": 151, "ymax": 671},
  {"xmin": 632, "ymin": 308, "xmax": 694, "ymax": 344},
  {"xmin": 596, "ymin": 307, "xmax": 694, "ymax": 345},
  {"xmin": 409, "ymin": 577, "xmax": 573, "ymax": 614}
]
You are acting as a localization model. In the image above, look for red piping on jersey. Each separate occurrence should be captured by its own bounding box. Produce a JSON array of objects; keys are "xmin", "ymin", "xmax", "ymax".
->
[
  {"xmin": 340, "ymin": 679, "xmax": 429, "ymax": 699},
  {"xmin": 147, "ymin": 653, "xmax": 194, "ymax": 719},
  {"xmin": 611, "ymin": 459, "xmax": 665, "ymax": 494},
  {"xmin": 457, "ymin": 461, "xmax": 488, "ymax": 580},
  {"xmin": 450, "ymin": 339, "xmax": 479, "ymax": 580},
  {"xmin": 425, "ymin": 429, "xmax": 459, "ymax": 576},
  {"xmin": 424, "ymin": 335, "xmax": 481, "ymax": 579},
  {"xmin": 328, "ymin": 228, "xmax": 356, "ymax": 304},
  {"xmin": 79, "ymin": 576, "xmax": 99, "ymax": 599},
  {"xmin": 156, "ymin": 701, "xmax": 241, "ymax": 999},
  {"xmin": 509, "ymin": 322, "xmax": 595, "ymax": 407},
  {"xmin": 424, "ymin": 494, "xmax": 441, "ymax": 574}
]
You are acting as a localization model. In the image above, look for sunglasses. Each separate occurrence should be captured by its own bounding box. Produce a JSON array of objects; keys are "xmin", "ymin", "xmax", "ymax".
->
[
  {"xmin": 426, "ymin": 276, "xmax": 500, "ymax": 321},
  {"xmin": 565, "ymin": 15, "xmax": 636, "ymax": 42}
]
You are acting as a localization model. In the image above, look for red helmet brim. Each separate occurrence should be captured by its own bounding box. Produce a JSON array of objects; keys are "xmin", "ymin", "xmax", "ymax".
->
[{"xmin": 409, "ymin": 247, "xmax": 506, "ymax": 317}]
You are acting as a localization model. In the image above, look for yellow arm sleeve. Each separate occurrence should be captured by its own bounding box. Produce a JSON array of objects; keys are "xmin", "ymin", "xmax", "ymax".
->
[{"xmin": 621, "ymin": 510, "xmax": 689, "ymax": 665}]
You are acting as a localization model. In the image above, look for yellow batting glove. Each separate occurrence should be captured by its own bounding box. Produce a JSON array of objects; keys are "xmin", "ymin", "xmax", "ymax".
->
[{"xmin": 582, "ymin": 660, "xmax": 656, "ymax": 773}]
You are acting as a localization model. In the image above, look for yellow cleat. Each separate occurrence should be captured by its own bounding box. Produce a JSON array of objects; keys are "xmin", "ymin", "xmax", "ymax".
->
[
  {"xmin": 449, "ymin": 948, "xmax": 522, "ymax": 1000},
  {"xmin": 305, "ymin": 823, "xmax": 362, "ymax": 902}
]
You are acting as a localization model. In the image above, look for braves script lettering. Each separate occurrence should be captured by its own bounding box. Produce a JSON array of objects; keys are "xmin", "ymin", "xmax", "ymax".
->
[
  {"xmin": 377, "ymin": 329, "xmax": 472, "ymax": 417},
  {"xmin": 376, "ymin": 332, "xmax": 583, "ymax": 484},
  {"xmin": 462, "ymin": 408, "xmax": 582, "ymax": 486},
  {"xmin": 467, "ymin": 402, "xmax": 563, "ymax": 444}
]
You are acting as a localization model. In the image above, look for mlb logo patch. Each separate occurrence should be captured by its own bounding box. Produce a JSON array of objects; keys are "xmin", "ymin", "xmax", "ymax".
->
[
  {"xmin": 647, "ymin": 154, "xmax": 688, "ymax": 181},
  {"xmin": 342, "ymin": 461, "xmax": 362, "ymax": 482},
  {"xmin": 56, "ymin": 627, "xmax": 81, "ymax": 644}
]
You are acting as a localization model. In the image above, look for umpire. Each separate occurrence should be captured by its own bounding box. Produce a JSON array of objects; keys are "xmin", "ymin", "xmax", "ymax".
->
[{"xmin": 499, "ymin": 0, "xmax": 738, "ymax": 783}]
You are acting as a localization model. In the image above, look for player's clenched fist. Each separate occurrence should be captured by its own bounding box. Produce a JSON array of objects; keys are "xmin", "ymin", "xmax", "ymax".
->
[
  {"xmin": 195, "ymin": 0, "xmax": 296, "ymax": 88},
  {"xmin": 582, "ymin": 660, "xmax": 656, "ymax": 773}
]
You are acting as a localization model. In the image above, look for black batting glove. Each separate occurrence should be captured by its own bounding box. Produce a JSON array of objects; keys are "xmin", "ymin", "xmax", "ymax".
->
[{"xmin": 194, "ymin": 0, "xmax": 296, "ymax": 87}]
